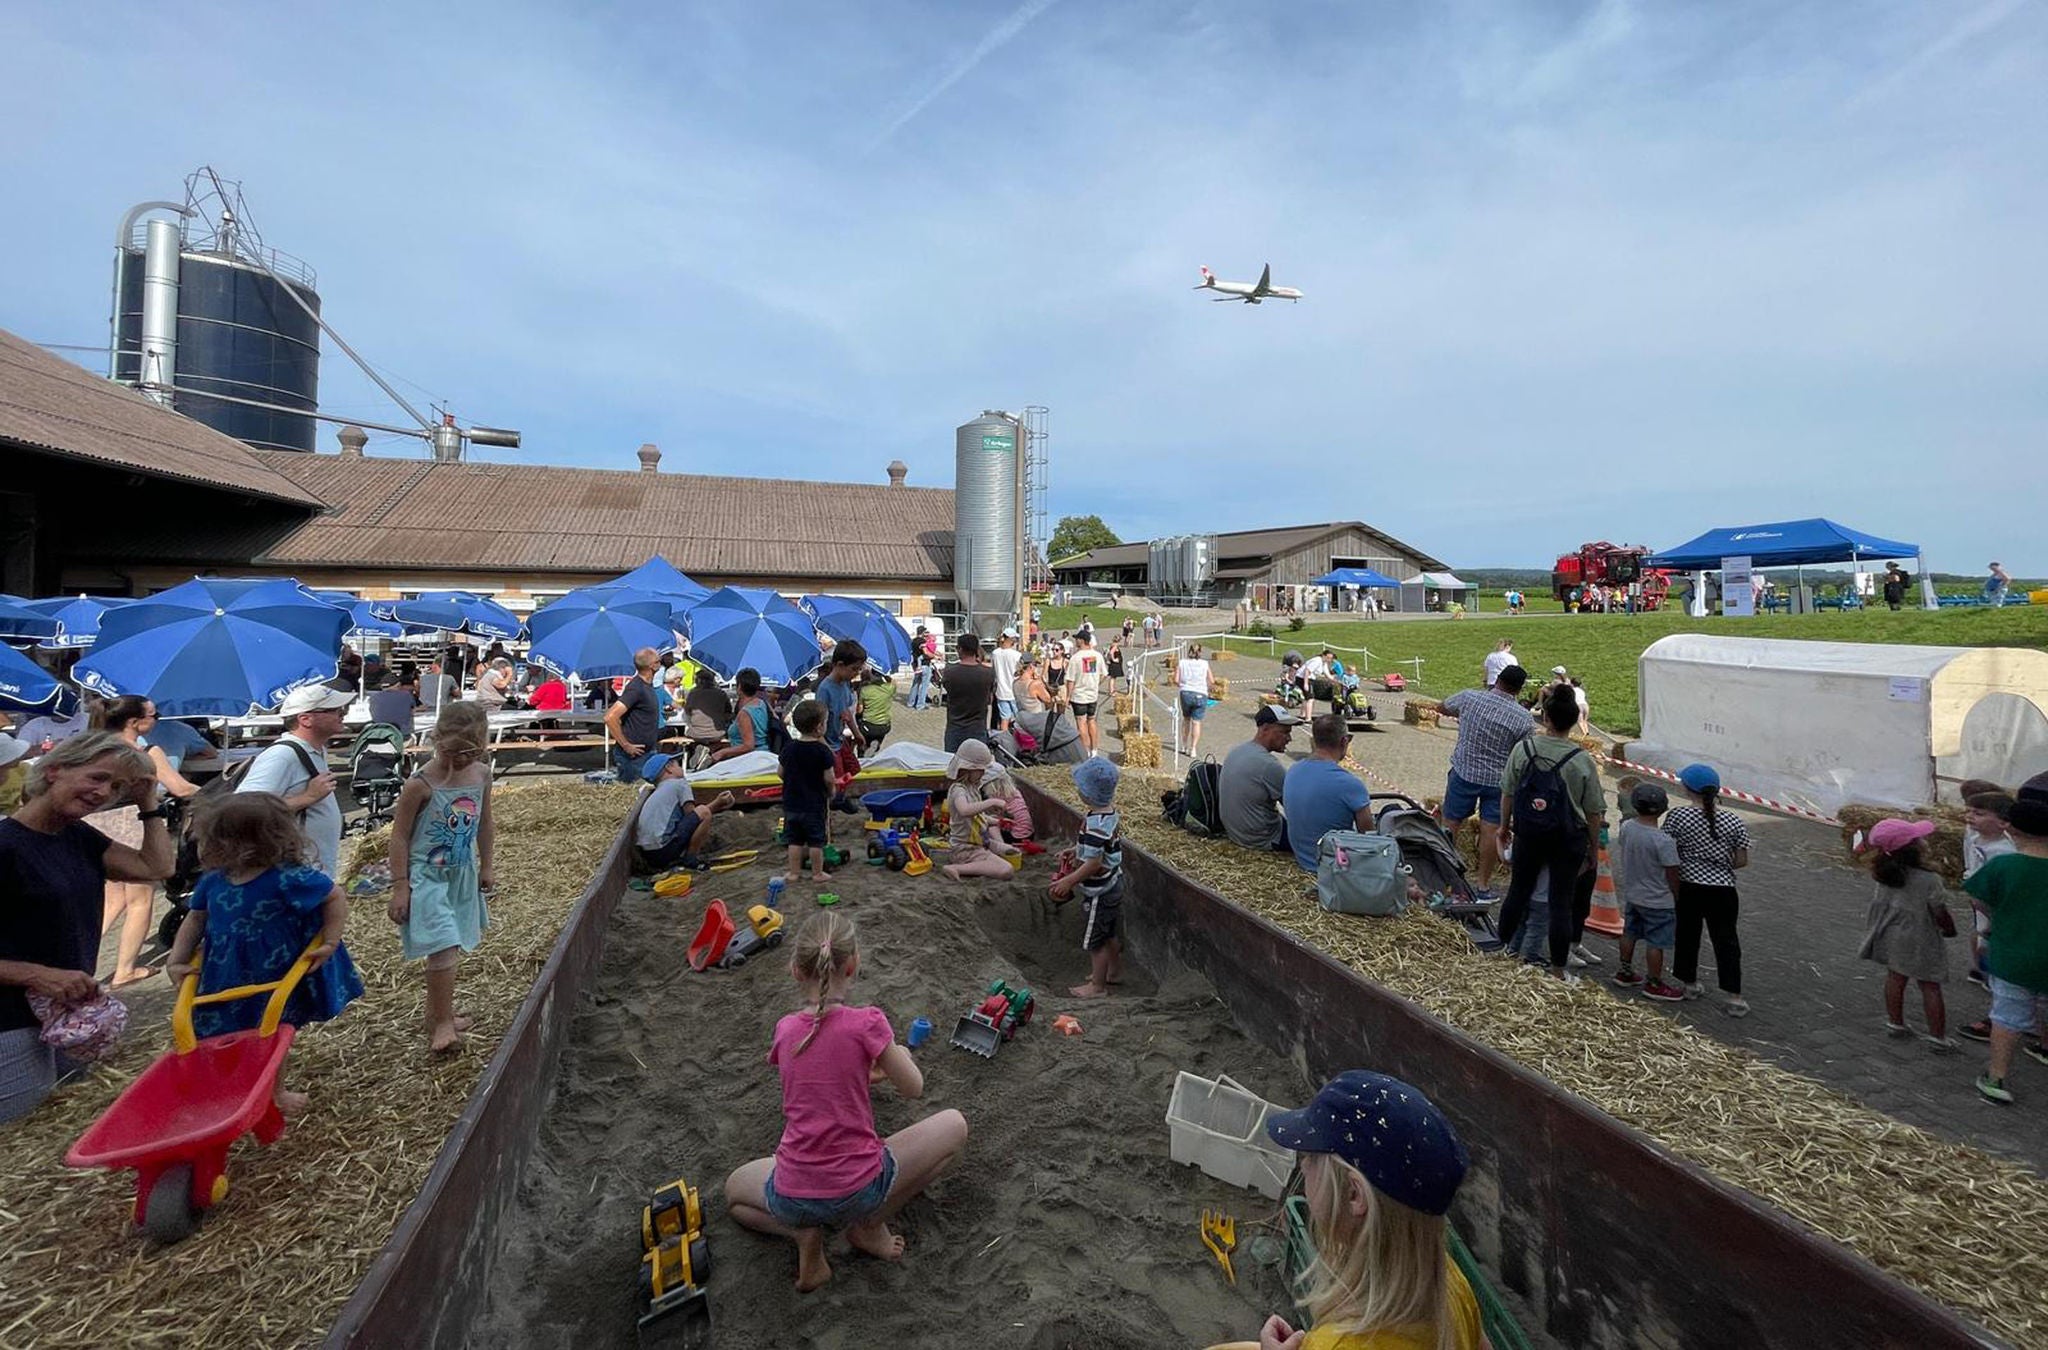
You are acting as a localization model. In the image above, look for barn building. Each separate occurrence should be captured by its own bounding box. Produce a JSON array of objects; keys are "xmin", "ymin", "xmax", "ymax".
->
[{"xmin": 1051, "ymin": 521, "xmax": 1449, "ymax": 612}]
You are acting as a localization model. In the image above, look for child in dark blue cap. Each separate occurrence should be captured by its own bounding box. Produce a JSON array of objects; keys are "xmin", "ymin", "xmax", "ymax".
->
[{"xmin": 1248, "ymin": 1071, "xmax": 1482, "ymax": 1350}]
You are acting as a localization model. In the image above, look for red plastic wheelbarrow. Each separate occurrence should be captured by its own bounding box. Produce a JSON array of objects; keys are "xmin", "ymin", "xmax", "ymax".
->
[{"xmin": 65, "ymin": 943, "xmax": 318, "ymax": 1242}]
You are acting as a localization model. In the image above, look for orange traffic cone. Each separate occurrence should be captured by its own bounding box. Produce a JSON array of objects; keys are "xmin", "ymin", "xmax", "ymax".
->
[{"xmin": 1584, "ymin": 828, "xmax": 1623, "ymax": 936}]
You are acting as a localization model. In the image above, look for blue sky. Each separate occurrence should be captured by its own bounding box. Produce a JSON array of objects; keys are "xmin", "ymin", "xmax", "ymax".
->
[{"xmin": 8, "ymin": 1, "xmax": 2046, "ymax": 572}]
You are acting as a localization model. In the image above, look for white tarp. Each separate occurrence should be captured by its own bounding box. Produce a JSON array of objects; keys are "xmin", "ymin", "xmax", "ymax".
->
[
  {"xmin": 1631, "ymin": 635, "xmax": 2048, "ymax": 814},
  {"xmin": 684, "ymin": 742, "xmax": 953, "ymax": 784}
]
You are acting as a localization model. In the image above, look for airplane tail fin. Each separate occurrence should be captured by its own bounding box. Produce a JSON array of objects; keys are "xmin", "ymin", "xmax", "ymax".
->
[
  {"xmin": 1196, "ymin": 265, "xmax": 1214, "ymax": 288},
  {"xmin": 1255, "ymin": 263, "xmax": 1272, "ymax": 293}
]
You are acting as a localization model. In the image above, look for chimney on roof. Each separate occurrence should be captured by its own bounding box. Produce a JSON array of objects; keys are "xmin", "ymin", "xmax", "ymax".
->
[
  {"xmin": 887, "ymin": 460, "xmax": 908, "ymax": 487},
  {"xmin": 337, "ymin": 425, "xmax": 367, "ymax": 459},
  {"xmin": 638, "ymin": 443, "xmax": 661, "ymax": 473}
]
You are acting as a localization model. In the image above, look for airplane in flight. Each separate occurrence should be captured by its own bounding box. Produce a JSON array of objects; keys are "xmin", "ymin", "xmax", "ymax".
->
[{"xmin": 1194, "ymin": 263, "xmax": 1303, "ymax": 304}]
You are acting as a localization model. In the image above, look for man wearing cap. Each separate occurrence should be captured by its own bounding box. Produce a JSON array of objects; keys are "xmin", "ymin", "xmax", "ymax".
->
[
  {"xmin": 239, "ymin": 684, "xmax": 349, "ymax": 876},
  {"xmin": 633, "ymin": 753, "xmax": 737, "ymax": 872},
  {"xmin": 1218, "ymin": 706, "xmax": 1299, "ymax": 853},
  {"xmin": 1436, "ymin": 664, "xmax": 1533, "ymax": 899},
  {"xmin": 989, "ymin": 629, "xmax": 1022, "ymax": 731}
]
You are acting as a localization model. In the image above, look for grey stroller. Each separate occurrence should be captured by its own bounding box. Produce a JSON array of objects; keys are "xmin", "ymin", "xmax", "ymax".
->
[
  {"xmin": 1374, "ymin": 792, "xmax": 1497, "ymax": 949},
  {"xmin": 993, "ymin": 706, "xmax": 1087, "ymax": 768}
]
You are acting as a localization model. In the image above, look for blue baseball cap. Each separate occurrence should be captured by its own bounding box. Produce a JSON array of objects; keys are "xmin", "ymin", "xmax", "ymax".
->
[
  {"xmin": 1264, "ymin": 1070, "xmax": 1468, "ymax": 1217},
  {"xmin": 1677, "ymin": 763, "xmax": 1720, "ymax": 793},
  {"xmin": 641, "ymin": 752, "xmax": 679, "ymax": 783},
  {"xmin": 1071, "ymin": 755, "xmax": 1120, "ymax": 806}
]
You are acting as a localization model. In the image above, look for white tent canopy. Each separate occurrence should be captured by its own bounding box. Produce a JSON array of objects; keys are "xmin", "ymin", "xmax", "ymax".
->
[
  {"xmin": 1630, "ymin": 635, "xmax": 2048, "ymax": 814},
  {"xmin": 1401, "ymin": 572, "xmax": 1470, "ymax": 590}
]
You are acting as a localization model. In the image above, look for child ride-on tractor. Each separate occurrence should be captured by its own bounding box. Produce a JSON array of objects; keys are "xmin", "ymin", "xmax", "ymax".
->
[
  {"xmin": 638, "ymin": 1176, "xmax": 711, "ymax": 1348},
  {"xmin": 950, "ymin": 980, "xmax": 1035, "ymax": 1057}
]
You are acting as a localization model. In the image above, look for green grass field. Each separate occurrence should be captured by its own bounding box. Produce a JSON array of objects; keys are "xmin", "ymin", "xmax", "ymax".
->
[{"xmin": 1031, "ymin": 605, "xmax": 2048, "ymax": 736}]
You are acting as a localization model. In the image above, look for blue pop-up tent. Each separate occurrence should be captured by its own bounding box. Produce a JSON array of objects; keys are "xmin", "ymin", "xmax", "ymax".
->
[
  {"xmin": 1648, "ymin": 518, "xmax": 1919, "ymax": 570},
  {"xmin": 1313, "ymin": 567, "xmax": 1402, "ymax": 588}
]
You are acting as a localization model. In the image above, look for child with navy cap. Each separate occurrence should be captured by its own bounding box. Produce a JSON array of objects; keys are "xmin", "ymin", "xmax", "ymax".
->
[
  {"xmin": 1050, "ymin": 757, "xmax": 1124, "ymax": 998},
  {"xmin": 1247, "ymin": 1071, "xmax": 1482, "ymax": 1350}
]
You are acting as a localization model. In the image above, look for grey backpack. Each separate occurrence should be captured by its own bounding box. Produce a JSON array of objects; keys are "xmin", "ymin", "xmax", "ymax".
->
[{"xmin": 1315, "ymin": 830, "xmax": 1408, "ymax": 917}]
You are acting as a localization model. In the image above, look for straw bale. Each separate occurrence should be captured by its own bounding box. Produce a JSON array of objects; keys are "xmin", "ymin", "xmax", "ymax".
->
[
  {"xmin": 1839, "ymin": 805, "xmax": 1968, "ymax": 885},
  {"xmin": 1121, "ymin": 732, "xmax": 1162, "ymax": 769},
  {"xmin": 1404, "ymin": 698, "xmax": 1443, "ymax": 728},
  {"xmin": 1112, "ymin": 693, "xmax": 1134, "ymax": 718},
  {"xmin": 1212, "ymin": 677, "xmax": 1231, "ymax": 696},
  {"xmin": 1021, "ymin": 768, "xmax": 2048, "ymax": 1346},
  {"xmin": 1211, "ymin": 648, "xmax": 1236, "ymax": 662},
  {"xmin": 0, "ymin": 781, "xmax": 636, "ymax": 1350}
]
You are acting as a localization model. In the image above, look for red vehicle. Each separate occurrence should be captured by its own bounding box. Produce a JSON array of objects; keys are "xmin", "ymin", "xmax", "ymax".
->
[{"xmin": 1551, "ymin": 542, "xmax": 1670, "ymax": 611}]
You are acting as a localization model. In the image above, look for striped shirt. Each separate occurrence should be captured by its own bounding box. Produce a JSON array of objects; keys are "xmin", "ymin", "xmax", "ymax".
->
[
  {"xmin": 1663, "ymin": 805, "xmax": 1751, "ymax": 887},
  {"xmin": 1076, "ymin": 809, "xmax": 1123, "ymax": 898},
  {"xmin": 1441, "ymin": 688, "xmax": 1534, "ymax": 784}
]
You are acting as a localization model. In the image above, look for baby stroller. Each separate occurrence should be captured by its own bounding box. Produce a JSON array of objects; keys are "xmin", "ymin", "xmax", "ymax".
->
[
  {"xmin": 1373, "ymin": 792, "xmax": 1498, "ymax": 950},
  {"xmin": 992, "ymin": 706, "xmax": 1087, "ymax": 768},
  {"xmin": 346, "ymin": 723, "xmax": 412, "ymax": 833}
]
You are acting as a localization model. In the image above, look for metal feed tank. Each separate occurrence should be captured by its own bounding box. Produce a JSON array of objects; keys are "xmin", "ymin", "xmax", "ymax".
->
[{"xmin": 953, "ymin": 412, "xmax": 1021, "ymax": 633}]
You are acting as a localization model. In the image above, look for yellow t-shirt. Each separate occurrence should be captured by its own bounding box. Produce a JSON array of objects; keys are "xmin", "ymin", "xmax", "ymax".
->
[{"xmin": 1299, "ymin": 1262, "xmax": 1483, "ymax": 1350}]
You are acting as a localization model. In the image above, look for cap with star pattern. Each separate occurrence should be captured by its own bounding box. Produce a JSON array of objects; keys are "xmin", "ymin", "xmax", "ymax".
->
[{"xmin": 1264, "ymin": 1070, "xmax": 1468, "ymax": 1217}]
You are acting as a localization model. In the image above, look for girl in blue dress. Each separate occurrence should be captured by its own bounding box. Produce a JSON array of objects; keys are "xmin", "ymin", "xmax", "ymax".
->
[
  {"xmin": 164, "ymin": 792, "xmax": 362, "ymax": 1116},
  {"xmin": 388, "ymin": 701, "xmax": 494, "ymax": 1054}
]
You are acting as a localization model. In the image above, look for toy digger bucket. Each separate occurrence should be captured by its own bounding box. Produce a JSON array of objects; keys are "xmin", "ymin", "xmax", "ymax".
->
[
  {"xmin": 687, "ymin": 901, "xmax": 736, "ymax": 972},
  {"xmin": 636, "ymin": 1284, "xmax": 711, "ymax": 1350},
  {"xmin": 950, "ymin": 1013, "xmax": 1003, "ymax": 1057}
]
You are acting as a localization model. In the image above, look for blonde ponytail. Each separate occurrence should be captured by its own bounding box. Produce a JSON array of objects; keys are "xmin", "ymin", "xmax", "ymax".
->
[{"xmin": 790, "ymin": 911, "xmax": 859, "ymax": 1054}]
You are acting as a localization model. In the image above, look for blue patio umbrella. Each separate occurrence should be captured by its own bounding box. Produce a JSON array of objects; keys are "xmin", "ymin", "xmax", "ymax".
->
[
  {"xmin": 525, "ymin": 586, "xmax": 679, "ymax": 680},
  {"xmin": 0, "ymin": 595, "xmax": 62, "ymax": 644},
  {"xmin": 0, "ymin": 641, "xmax": 78, "ymax": 717},
  {"xmin": 73, "ymin": 578, "xmax": 351, "ymax": 716},
  {"xmin": 309, "ymin": 590, "xmax": 416, "ymax": 641},
  {"xmin": 607, "ymin": 556, "xmax": 712, "ymax": 605},
  {"xmin": 684, "ymin": 587, "xmax": 822, "ymax": 685},
  {"xmin": 801, "ymin": 595, "xmax": 913, "ymax": 670},
  {"xmin": 371, "ymin": 590, "xmax": 523, "ymax": 641},
  {"xmin": 22, "ymin": 594, "xmax": 130, "ymax": 648}
]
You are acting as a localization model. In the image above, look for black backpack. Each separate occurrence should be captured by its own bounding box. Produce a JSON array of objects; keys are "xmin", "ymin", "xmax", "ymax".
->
[
  {"xmin": 1161, "ymin": 757, "xmax": 1223, "ymax": 838},
  {"xmin": 1511, "ymin": 747, "xmax": 1583, "ymax": 837}
]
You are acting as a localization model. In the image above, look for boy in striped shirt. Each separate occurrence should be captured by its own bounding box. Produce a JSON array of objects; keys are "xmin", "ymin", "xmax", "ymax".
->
[{"xmin": 1051, "ymin": 757, "xmax": 1124, "ymax": 998}]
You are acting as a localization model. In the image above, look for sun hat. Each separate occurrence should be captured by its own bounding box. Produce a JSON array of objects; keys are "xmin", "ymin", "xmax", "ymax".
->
[
  {"xmin": 1265, "ymin": 1070, "xmax": 1468, "ymax": 1218},
  {"xmin": 1550, "ymin": 665, "xmax": 1568, "ymax": 677},
  {"xmin": 2008, "ymin": 798, "xmax": 2048, "ymax": 838},
  {"xmin": 279, "ymin": 683, "xmax": 355, "ymax": 717},
  {"xmin": 0, "ymin": 733, "xmax": 28, "ymax": 768},
  {"xmin": 641, "ymin": 752, "xmax": 679, "ymax": 783},
  {"xmin": 1868, "ymin": 818, "xmax": 1936, "ymax": 853},
  {"xmin": 1254, "ymin": 705, "xmax": 1300, "ymax": 727},
  {"xmin": 1629, "ymin": 782, "xmax": 1668, "ymax": 814},
  {"xmin": 1070, "ymin": 755, "xmax": 1120, "ymax": 806},
  {"xmin": 1677, "ymin": 763, "xmax": 1721, "ymax": 793},
  {"xmin": 947, "ymin": 739, "xmax": 994, "ymax": 777}
]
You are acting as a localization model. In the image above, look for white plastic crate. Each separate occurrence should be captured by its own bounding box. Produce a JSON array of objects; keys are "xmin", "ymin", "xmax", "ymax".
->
[{"xmin": 1165, "ymin": 1071, "xmax": 1295, "ymax": 1199}]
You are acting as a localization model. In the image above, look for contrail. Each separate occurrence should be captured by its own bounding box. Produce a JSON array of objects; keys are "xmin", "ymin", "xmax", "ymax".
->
[
  {"xmin": 866, "ymin": 0, "xmax": 1062, "ymax": 152},
  {"xmin": 1843, "ymin": 0, "xmax": 2032, "ymax": 113}
]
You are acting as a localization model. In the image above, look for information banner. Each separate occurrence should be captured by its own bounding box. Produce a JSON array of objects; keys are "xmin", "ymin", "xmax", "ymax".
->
[{"xmin": 1722, "ymin": 556, "xmax": 1755, "ymax": 617}]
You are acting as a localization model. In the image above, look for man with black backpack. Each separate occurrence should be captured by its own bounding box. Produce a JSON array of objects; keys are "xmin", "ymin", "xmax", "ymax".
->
[
  {"xmin": 1497, "ymin": 684, "xmax": 1607, "ymax": 977},
  {"xmin": 238, "ymin": 684, "xmax": 349, "ymax": 875}
]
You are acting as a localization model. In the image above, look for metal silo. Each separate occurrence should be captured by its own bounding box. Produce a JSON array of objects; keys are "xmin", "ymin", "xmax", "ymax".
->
[
  {"xmin": 1147, "ymin": 538, "xmax": 1173, "ymax": 598},
  {"xmin": 954, "ymin": 412, "xmax": 1020, "ymax": 634},
  {"xmin": 1186, "ymin": 535, "xmax": 1216, "ymax": 595},
  {"xmin": 112, "ymin": 171, "xmax": 322, "ymax": 451}
]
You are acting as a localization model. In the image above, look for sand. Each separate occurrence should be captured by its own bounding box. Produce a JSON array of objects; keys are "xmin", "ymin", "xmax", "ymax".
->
[{"xmin": 470, "ymin": 805, "xmax": 1307, "ymax": 1349}]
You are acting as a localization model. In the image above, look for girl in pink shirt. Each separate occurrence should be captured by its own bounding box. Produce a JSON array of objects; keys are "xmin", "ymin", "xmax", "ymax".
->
[{"xmin": 724, "ymin": 913, "xmax": 970, "ymax": 1291}]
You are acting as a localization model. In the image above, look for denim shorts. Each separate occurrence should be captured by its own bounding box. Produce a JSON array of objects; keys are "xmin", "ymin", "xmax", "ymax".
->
[
  {"xmin": 1441, "ymin": 769, "xmax": 1501, "ymax": 825},
  {"xmin": 1989, "ymin": 975, "xmax": 2048, "ymax": 1034},
  {"xmin": 1179, "ymin": 691, "xmax": 1207, "ymax": 722},
  {"xmin": 1623, "ymin": 903, "xmax": 1676, "ymax": 949},
  {"xmin": 995, "ymin": 699, "xmax": 1017, "ymax": 722},
  {"xmin": 763, "ymin": 1147, "xmax": 897, "ymax": 1228}
]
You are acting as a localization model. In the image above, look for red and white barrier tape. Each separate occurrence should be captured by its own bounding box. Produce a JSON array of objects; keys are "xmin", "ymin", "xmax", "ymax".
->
[{"xmin": 1592, "ymin": 751, "xmax": 1843, "ymax": 827}]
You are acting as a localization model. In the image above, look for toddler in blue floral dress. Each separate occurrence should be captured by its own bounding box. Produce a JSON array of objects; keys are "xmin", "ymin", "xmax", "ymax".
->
[
  {"xmin": 165, "ymin": 792, "xmax": 362, "ymax": 1116},
  {"xmin": 389, "ymin": 702, "xmax": 495, "ymax": 1054}
]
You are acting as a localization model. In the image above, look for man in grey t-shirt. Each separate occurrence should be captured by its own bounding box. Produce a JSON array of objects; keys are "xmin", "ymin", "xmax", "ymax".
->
[{"xmin": 1218, "ymin": 705, "xmax": 1300, "ymax": 851}]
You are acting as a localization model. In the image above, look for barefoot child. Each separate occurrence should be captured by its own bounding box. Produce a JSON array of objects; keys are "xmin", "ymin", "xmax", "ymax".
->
[
  {"xmin": 388, "ymin": 701, "xmax": 494, "ymax": 1054},
  {"xmin": 778, "ymin": 701, "xmax": 835, "ymax": 884},
  {"xmin": 939, "ymin": 739, "xmax": 1022, "ymax": 881},
  {"xmin": 979, "ymin": 760, "xmax": 1043, "ymax": 855},
  {"xmin": 166, "ymin": 793, "xmax": 362, "ymax": 1114},
  {"xmin": 724, "ymin": 912, "xmax": 969, "ymax": 1291},
  {"xmin": 1222, "ymin": 1070, "xmax": 1483, "ymax": 1350},
  {"xmin": 1049, "ymin": 757, "xmax": 1123, "ymax": 998},
  {"xmin": 1856, "ymin": 818, "xmax": 1957, "ymax": 1050},
  {"xmin": 1612, "ymin": 783, "xmax": 1686, "ymax": 1001}
]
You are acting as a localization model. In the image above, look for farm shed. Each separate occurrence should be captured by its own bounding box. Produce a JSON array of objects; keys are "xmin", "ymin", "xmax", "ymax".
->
[{"xmin": 1630, "ymin": 635, "xmax": 2048, "ymax": 815}]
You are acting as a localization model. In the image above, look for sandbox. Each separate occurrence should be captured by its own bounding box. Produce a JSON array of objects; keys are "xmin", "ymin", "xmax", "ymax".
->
[{"xmin": 468, "ymin": 807, "xmax": 1308, "ymax": 1349}]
